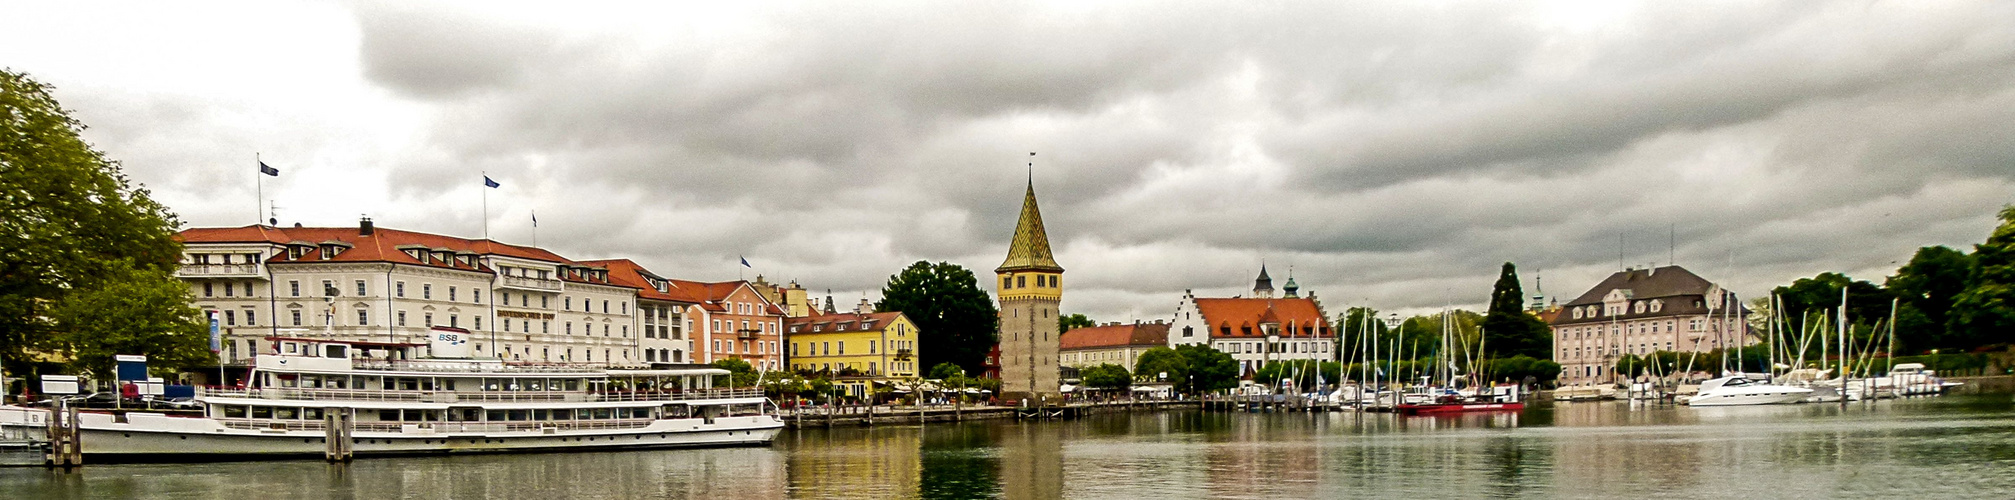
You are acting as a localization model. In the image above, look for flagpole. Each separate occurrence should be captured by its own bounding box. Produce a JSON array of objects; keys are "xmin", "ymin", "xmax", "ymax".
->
[
  {"xmin": 255, "ymin": 152, "xmax": 263, "ymax": 226},
  {"xmin": 531, "ymin": 211, "xmax": 538, "ymax": 248},
  {"xmin": 482, "ymin": 171, "xmax": 489, "ymax": 240}
]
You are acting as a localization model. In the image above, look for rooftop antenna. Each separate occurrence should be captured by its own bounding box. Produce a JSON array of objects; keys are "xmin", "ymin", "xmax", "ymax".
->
[
  {"xmin": 1028, "ymin": 152, "xmax": 1035, "ymax": 185},
  {"xmin": 267, "ymin": 200, "xmax": 282, "ymax": 227}
]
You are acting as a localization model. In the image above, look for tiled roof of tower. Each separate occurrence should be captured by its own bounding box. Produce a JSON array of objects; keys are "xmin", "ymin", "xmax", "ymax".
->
[
  {"xmin": 1193, "ymin": 298, "xmax": 1332, "ymax": 338},
  {"xmin": 996, "ymin": 182, "xmax": 1064, "ymax": 273},
  {"xmin": 1059, "ymin": 323, "xmax": 1169, "ymax": 350},
  {"xmin": 177, "ymin": 224, "xmax": 624, "ymax": 287}
]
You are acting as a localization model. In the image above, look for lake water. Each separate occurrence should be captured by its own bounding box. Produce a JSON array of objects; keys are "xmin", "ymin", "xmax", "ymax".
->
[{"xmin": 6, "ymin": 395, "xmax": 2014, "ymax": 499}]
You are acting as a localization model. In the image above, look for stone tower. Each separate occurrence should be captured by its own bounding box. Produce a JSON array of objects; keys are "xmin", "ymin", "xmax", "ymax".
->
[{"xmin": 996, "ymin": 178, "xmax": 1064, "ymax": 405}]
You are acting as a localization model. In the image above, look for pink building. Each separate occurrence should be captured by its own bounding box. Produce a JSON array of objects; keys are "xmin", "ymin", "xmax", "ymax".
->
[{"xmin": 1549, "ymin": 265, "xmax": 1753, "ymax": 386}]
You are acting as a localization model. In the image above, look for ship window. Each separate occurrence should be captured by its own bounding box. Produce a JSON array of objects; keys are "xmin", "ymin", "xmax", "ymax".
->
[
  {"xmin": 275, "ymin": 407, "xmax": 298, "ymax": 420},
  {"xmin": 223, "ymin": 406, "xmax": 247, "ymax": 418},
  {"xmin": 565, "ymin": 379, "xmax": 580, "ymax": 391},
  {"xmin": 302, "ymin": 408, "xmax": 322, "ymax": 420},
  {"xmin": 251, "ymin": 406, "xmax": 273, "ymax": 419}
]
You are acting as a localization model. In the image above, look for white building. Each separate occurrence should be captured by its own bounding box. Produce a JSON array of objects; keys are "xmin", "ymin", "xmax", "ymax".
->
[{"xmin": 1167, "ymin": 267, "xmax": 1334, "ymax": 377}]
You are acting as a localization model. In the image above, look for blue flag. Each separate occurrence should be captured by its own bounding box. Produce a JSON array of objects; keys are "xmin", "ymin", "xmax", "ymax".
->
[
  {"xmin": 259, "ymin": 162, "xmax": 279, "ymax": 176},
  {"xmin": 531, "ymin": 211, "xmax": 538, "ymax": 227},
  {"xmin": 484, "ymin": 176, "xmax": 500, "ymax": 188},
  {"xmin": 740, "ymin": 256, "xmax": 752, "ymax": 268}
]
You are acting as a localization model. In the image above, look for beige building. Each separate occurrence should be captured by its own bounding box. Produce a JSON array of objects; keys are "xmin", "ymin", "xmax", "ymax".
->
[
  {"xmin": 1059, "ymin": 322, "xmax": 1169, "ymax": 371},
  {"xmin": 996, "ymin": 180, "xmax": 1063, "ymax": 404},
  {"xmin": 1549, "ymin": 265, "xmax": 1754, "ymax": 385}
]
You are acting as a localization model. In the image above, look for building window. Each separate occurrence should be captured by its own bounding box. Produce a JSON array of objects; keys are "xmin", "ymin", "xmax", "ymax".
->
[
  {"xmin": 474, "ymin": 317, "xmax": 481, "ymax": 330},
  {"xmin": 602, "ymin": 300, "xmax": 609, "ymax": 313},
  {"xmin": 424, "ymin": 313, "xmax": 433, "ymax": 327},
  {"xmin": 321, "ymin": 280, "xmax": 334, "ymax": 296},
  {"xmin": 566, "ymin": 322, "xmax": 573, "ymax": 334},
  {"xmin": 290, "ymin": 280, "xmax": 300, "ymax": 297},
  {"xmin": 203, "ymin": 283, "xmax": 214, "ymax": 297},
  {"xmin": 1017, "ymin": 276, "xmax": 1025, "ymax": 288},
  {"xmin": 449, "ymin": 315, "xmax": 458, "ymax": 328},
  {"xmin": 541, "ymin": 296, "xmax": 548, "ymax": 308},
  {"xmin": 423, "ymin": 284, "xmax": 432, "ymax": 300},
  {"xmin": 224, "ymin": 310, "xmax": 236, "ymax": 326},
  {"xmin": 542, "ymin": 321, "xmax": 549, "ymax": 333},
  {"xmin": 244, "ymin": 310, "xmax": 256, "ymax": 325},
  {"xmin": 473, "ymin": 290, "xmax": 481, "ymax": 304},
  {"xmin": 398, "ymin": 311, "xmax": 407, "ymax": 326},
  {"xmin": 291, "ymin": 310, "xmax": 302, "ymax": 326},
  {"xmin": 396, "ymin": 281, "xmax": 405, "ymax": 297},
  {"xmin": 357, "ymin": 309, "xmax": 369, "ymax": 326},
  {"xmin": 502, "ymin": 292, "xmax": 511, "ymax": 306},
  {"xmin": 449, "ymin": 286, "xmax": 457, "ymax": 302}
]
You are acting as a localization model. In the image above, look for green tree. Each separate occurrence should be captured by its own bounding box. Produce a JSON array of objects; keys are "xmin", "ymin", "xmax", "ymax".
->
[
  {"xmin": 50, "ymin": 261, "xmax": 213, "ymax": 377},
  {"xmin": 1951, "ymin": 205, "xmax": 2015, "ymax": 351},
  {"xmin": 1482, "ymin": 262, "xmax": 1552, "ymax": 359},
  {"xmin": 1175, "ymin": 344, "xmax": 1239, "ymax": 394},
  {"xmin": 1058, "ymin": 313, "xmax": 1095, "ymax": 334},
  {"xmin": 876, "ymin": 261, "xmax": 999, "ymax": 376},
  {"xmin": 1886, "ymin": 245, "xmax": 1976, "ymax": 352},
  {"xmin": 1133, "ymin": 346, "xmax": 1188, "ymax": 390},
  {"xmin": 711, "ymin": 358, "xmax": 759, "ymax": 387},
  {"xmin": 1, "ymin": 69, "xmax": 201, "ymax": 378},
  {"xmin": 1081, "ymin": 363, "xmax": 1131, "ymax": 391},
  {"xmin": 929, "ymin": 361, "xmax": 965, "ymax": 380}
]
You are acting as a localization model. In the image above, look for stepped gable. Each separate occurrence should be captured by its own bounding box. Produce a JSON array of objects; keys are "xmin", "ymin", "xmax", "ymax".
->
[
  {"xmin": 996, "ymin": 182, "xmax": 1063, "ymax": 273},
  {"xmin": 1059, "ymin": 323, "xmax": 1170, "ymax": 350},
  {"xmin": 1192, "ymin": 298, "xmax": 1331, "ymax": 338}
]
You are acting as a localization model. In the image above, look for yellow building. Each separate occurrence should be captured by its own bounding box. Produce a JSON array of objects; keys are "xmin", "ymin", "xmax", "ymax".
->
[{"xmin": 785, "ymin": 311, "xmax": 919, "ymax": 398}]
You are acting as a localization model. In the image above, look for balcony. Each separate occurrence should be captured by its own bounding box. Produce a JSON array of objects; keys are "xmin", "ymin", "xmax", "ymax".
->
[
  {"xmin": 737, "ymin": 329, "xmax": 760, "ymax": 339},
  {"xmin": 500, "ymin": 275, "xmax": 563, "ymax": 292},
  {"xmin": 895, "ymin": 349, "xmax": 912, "ymax": 361},
  {"xmin": 177, "ymin": 263, "xmax": 263, "ymax": 278}
]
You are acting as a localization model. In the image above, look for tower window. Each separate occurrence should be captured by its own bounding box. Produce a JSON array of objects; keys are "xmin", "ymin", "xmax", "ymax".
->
[{"xmin": 1017, "ymin": 276, "xmax": 1025, "ymax": 288}]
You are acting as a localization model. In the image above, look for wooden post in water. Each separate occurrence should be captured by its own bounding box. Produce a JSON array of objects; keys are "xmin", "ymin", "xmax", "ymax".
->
[
  {"xmin": 45, "ymin": 402, "xmax": 82, "ymax": 467},
  {"xmin": 324, "ymin": 407, "xmax": 354, "ymax": 462}
]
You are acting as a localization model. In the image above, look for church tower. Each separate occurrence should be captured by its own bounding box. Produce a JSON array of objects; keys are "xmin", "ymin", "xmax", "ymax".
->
[{"xmin": 996, "ymin": 176, "xmax": 1064, "ymax": 404}]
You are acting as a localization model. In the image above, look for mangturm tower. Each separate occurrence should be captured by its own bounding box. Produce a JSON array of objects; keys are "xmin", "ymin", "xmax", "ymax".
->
[{"xmin": 996, "ymin": 169, "xmax": 1065, "ymax": 405}]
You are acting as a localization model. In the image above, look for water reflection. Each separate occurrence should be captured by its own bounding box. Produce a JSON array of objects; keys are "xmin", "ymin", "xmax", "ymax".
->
[{"xmin": 4, "ymin": 396, "xmax": 2014, "ymax": 499}]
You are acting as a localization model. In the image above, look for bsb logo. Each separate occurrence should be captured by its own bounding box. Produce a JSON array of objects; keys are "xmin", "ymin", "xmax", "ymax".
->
[{"xmin": 437, "ymin": 333, "xmax": 465, "ymax": 345}]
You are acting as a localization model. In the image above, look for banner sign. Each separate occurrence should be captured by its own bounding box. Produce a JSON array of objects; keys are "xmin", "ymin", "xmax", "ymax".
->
[{"xmin": 208, "ymin": 310, "xmax": 222, "ymax": 353}]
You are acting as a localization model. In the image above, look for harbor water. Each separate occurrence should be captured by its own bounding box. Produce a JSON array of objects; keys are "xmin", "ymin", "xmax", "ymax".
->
[{"xmin": 5, "ymin": 394, "xmax": 2013, "ymax": 499}]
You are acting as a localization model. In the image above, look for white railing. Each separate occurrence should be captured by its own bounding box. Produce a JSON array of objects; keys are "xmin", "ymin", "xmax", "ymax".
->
[
  {"xmin": 199, "ymin": 386, "xmax": 765, "ymax": 404},
  {"xmin": 178, "ymin": 263, "xmax": 261, "ymax": 277},
  {"xmin": 501, "ymin": 275, "xmax": 564, "ymax": 291},
  {"xmin": 217, "ymin": 418, "xmax": 661, "ymax": 433}
]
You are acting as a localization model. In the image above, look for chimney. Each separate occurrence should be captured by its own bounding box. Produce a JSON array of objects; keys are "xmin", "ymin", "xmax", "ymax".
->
[
  {"xmin": 856, "ymin": 298, "xmax": 871, "ymax": 314},
  {"xmin": 359, "ymin": 216, "xmax": 374, "ymax": 236}
]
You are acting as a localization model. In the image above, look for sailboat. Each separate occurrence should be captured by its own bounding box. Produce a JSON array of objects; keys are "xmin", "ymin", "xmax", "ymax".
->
[{"xmin": 1395, "ymin": 314, "xmax": 1525, "ymax": 415}]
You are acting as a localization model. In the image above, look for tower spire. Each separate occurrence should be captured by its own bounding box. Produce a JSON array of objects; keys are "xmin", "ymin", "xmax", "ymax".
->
[{"xmin": 997, "ymin": 156, "xmax": 1063, "ymax": 274}]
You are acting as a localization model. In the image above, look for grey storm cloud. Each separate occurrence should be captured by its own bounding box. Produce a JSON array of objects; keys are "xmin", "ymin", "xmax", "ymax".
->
[{"xmin": 9, "ymin": 1, "xmax": 2013, "ymax": 321}]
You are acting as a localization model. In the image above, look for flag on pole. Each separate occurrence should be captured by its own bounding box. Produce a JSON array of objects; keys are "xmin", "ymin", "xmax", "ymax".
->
[
  {"xmin": 531, "ymin": 211, "xmax": 538, "ymax": 227},
  {"xmin": 484, "ymin": 176, "xmax": 500, "ymax": 188},
  {"xmin": 740, "ymin": 256, "xmax": 752, "ymax": 268},
  {"xmin": 259, "ymin": 162, "xmax": 279, "ymax": 176}
]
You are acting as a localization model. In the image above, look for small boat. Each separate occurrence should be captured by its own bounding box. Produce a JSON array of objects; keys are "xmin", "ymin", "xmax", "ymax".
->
[
  {"xmin": 1395, "ymin": 385, "xmax": 1524, "ymax": 415},
  {"xmin": 1680, "ymin": 375, "xmax": 1811, "ymax": 406}
]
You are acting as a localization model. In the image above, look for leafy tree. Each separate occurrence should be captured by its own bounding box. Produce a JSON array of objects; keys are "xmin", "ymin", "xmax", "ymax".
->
[
  {"xmin": 929, "ymin": 361, "xmax": 965, "ymax": 380},
  {"xmin": 1080, "ymin": 363, "xmax": 1131, "ymax": 391},
  {"xmin": 50, "ymin": 261, "xmax": 213, "ymax": 377},
  {"xmin": 1886, "ymin": 245, "xmax": 1976, "ymax": 352},
  {"xmin": 1773, "ymin": 272, "xmax": 1891, "ymax": 331},
  {"xmin": 1482, "ymin": 355, "xmax": 1560, "ymax": 384},
  {"xmin": 877, "ymin": 261, "xmax": 999, "ymax": 376},
  {"xmin": 1133, "ymin": 346, "xmax": 1188, "ymax": 389},
  {"xmin": 1336, "ymin": 307, "xmax": 1392, "ymax": 362},
  {"xmin": 1482, "ymin": 263, "xmax": 1551, "ymax": 359},
  {"xmin": 1058, "ymin": 313, "xmax": 1095, "ymax": 334},
  {"xmin": 1951, "ymin": 205, "xmax": 2015, "ymax": 351},
  {"xmin": 710, "ymin": 358, "xmax": 759, "ymax": 387},
  {"xmin": 1, "ymin": 69, "xmax": 200, "ymax": 378},
  {"xmin": 1175, "ymin": 344, "xmax": 1239, "ymax": 394}
]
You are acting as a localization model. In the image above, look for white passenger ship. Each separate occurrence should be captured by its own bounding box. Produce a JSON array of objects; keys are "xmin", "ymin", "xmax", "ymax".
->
[{"xmin": 2, "ymin": 333, "xmax": 782, "ymax": 461}]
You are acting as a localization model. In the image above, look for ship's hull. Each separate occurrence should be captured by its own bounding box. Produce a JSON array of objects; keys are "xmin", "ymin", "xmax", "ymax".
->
[{"xmin": 1395, "ymin": 402, "xmax": 1524, "ymax": 415}]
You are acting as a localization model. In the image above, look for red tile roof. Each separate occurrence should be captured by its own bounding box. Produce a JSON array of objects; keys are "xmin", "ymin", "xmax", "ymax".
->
[
  {"xmin": 785, "ymin": 312, "xmax": 906, "ymax": 334},
  {"xmin": 178, "ymin": 224, "xmax": 624, "ymax": 287},
  {"xmin": 578, "ymin": 258, "xmax": 704, "ymax": 304},
  {"xmin": 1193, "ymin": 298, "xmax": 1332, "ymax": 338},
  {"xmin": 667, "ymin": 279, "xmax": 786, "ymax": 315},
  {"xmin": 1059, "ymin": 323, "xmax": 1169, "ymax": 350}
]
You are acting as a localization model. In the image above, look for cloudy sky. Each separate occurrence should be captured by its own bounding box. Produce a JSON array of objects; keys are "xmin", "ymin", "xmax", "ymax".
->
[{"xmin": 5, "ymin": 1, "xmax": 2012, "ymax": 320}]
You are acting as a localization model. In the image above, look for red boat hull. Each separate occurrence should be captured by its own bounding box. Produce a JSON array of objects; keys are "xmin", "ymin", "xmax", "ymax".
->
[{"xmin": 1396, "ymin": 402, "xmax": 1525, "ymax": 415}]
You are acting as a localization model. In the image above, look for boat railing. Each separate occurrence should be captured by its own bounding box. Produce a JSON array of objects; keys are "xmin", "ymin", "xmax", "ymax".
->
[
  {"xmin": 216, "ymin": 418, "xmax": 658, "ymax": 433},
  {"xmin": 198, "ymin": 387, "xmax": 766, "ymax": 403}
]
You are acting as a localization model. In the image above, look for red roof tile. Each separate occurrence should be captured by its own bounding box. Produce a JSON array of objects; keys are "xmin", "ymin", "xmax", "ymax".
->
[
  {"xmin": 1060, "ymin": 323, "xmax": 1169, "ymax": 350},
  {"xmin": 1193, "ymin": 298, "xmax": 1331, "ymax": 338},
  {"xmin": 178, "ymin": 225, "xmax": 625, "ymax": 287},
  {"xmin": 785, "ymin": 312, "xmax": 906, "ymax": 334}
]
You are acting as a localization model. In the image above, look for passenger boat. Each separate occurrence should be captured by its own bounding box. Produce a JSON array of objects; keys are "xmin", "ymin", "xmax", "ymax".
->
[
  {"xmin": 1679, "ymin": 375, "xmax": 1811, "ymax": 406},
  {"xmin": 1395, "ymin": 385, "xmax": 1525, "ymax": 415},
  {"xmin": 0, "ymin": 334, "xmax": 782, "ymax": 461}
]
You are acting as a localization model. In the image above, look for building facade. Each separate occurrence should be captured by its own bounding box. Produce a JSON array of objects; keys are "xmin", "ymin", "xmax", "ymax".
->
[
  {"xmin": 1167, "ymin": 268, "xmax": 1334, "ymax": 378},
  {"xmin": 1549, "ymin": 265, "xmax": 1753, "ymax": 385},
  {"xmin": 675, "ymin": 280, "xmax": 788, "ymax": 371},
  {"xmin": 1059, "ymin": 322, "xmax": 1170, "ymax": 371},
  {"xmin": 582, "ymin": 259, "xmax": 698, "ymax": 365},
  {"xmin": 996, "ymin": 180, "xmax": 1064, "ymax": 404},
  {"xmin": 177, "ymin": 220, "xmax": 648, "ymax": 381},
  {"xmin": 785, "ymin": 311, "xmax": 920, "ymax": 398}
]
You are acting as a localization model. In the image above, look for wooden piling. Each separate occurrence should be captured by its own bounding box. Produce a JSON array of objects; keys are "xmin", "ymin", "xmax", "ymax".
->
[
  {"xmin": 45, "ymin": 403, "xmax": 82, "ymax": 468},
  {"xmin": 324, "ymin": 407, "xmax": 354, "ymax": 462}
]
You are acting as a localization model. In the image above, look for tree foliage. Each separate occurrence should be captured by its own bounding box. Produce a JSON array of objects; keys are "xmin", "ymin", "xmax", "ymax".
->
[
  {"xmin": 1133, "ymin": 346, "xmax": 1186, "ymax": 388},
  {"xmin": 1886, "ymin": 245, "xmax": 1975, "ymax": 352},
  {"xmin": 876, "ymin": 261, "xmax": 999, "ymax": 377},
  {"xmin": 1080, "ymin": 363, "xmax": 1131, "ymax": 390},
  {"xmin": 711, "ymin": 358, "xmax": 759, "ymax": 387},
  {"xmin": 1175, "ymin": 344, "xmax": 1239, "ymax": 394},
  {"xmin": 928, "ymin": 361, "xmax": 965, "ymax": 381},
  {"xmin": 1058, "ymin": 313, "xmax": 1094, "ymax": 334},
  {"xmin": 1, "ymin": 69, "xmax": 206, "ymax": 376},
  {"xmin": 1483, "ymin": 262, "xmax": 1552, "ymax": 359},
  {"xmin": 1950, "ymin": 206, "xmax": 2015, "ymax": 351}
]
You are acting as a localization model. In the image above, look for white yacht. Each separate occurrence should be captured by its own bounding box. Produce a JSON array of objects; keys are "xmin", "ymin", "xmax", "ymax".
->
[
  {"xmin": 1, "ymin": 334, "xmax": 782, "ymax": 461},
  {"xmin": 1680, "ymin": 375, "xmax": 1812, "ymax": 406}
]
